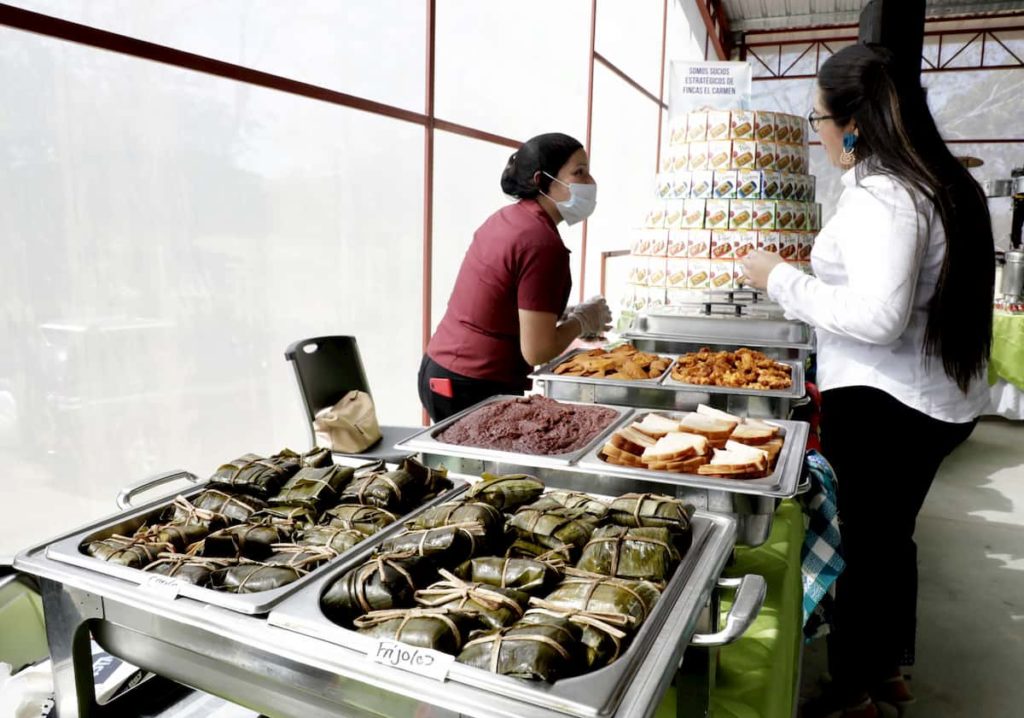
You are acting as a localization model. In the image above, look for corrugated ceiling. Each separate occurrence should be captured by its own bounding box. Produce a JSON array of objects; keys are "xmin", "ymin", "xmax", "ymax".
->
[{"xmin": 724, "ymin": 0, "xmax": 1024, "ymax": 32}]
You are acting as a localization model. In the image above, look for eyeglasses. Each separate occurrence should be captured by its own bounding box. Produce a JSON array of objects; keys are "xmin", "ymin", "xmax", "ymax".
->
[{"xmin": 807, "ymin": 111, "xmax": 837, "ymax": 133}]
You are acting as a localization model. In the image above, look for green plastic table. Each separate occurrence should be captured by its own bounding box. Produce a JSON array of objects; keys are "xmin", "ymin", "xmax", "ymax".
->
[
  {"xmin": 991, "ymin": 310, "xmax": 1024, "ymax": 390},
  {"xmin": 657, "ymin": 500, "xmax": 805, "ymax": 718}
]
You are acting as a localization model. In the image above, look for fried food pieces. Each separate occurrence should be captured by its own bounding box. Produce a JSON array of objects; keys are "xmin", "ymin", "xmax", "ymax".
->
[
  {"xmin": 670, "ymin": 348, "xmax": 792, "ymax": 390},
  {"xmin": 553, "ymin": 344, "xmax": 671, "ymax": 381}
]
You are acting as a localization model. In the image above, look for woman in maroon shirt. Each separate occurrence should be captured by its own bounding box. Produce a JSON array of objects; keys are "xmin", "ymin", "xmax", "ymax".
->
[{"xmin": 419, "ymin": 133, "xmax": 612, "ymax": 421}]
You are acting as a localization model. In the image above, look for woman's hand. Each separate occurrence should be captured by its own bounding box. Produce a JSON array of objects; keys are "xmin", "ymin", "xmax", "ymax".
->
[{"xmin": 740, "ymin": 251, "xmax": 785, "ymax": 290}]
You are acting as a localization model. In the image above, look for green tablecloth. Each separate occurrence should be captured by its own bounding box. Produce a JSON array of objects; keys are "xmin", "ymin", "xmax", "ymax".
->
[
  {"xmin": 991, "ymin": 311, "xmax": 1024, "ymax": 390},
  {"xmin": 656, "ymin": 500, "xmax": 805, "ymax": 718}
]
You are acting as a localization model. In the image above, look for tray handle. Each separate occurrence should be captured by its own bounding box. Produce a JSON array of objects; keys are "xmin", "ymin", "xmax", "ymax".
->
[
  {"xmin": 116, "ymin": 470, "xmax": 200, "ymax": 510},
  {"xmin": 689, "ymin": 574, "xmax": 766, "ymax": 647}
]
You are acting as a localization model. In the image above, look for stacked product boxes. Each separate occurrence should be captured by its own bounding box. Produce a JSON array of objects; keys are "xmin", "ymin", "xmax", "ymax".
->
[{"xmin": 624, "ymin": 109, "xmax": 818, "ymax": 312}]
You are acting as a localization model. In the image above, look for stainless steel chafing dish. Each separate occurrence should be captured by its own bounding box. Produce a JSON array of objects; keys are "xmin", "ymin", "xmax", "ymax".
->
[
  {"xmin": 15, "ymin": 476, "xmax": 765, "ymax": 718},
  {"xmin": 396, "ymin": 397, "xmax": 810, "ymax": 547}
]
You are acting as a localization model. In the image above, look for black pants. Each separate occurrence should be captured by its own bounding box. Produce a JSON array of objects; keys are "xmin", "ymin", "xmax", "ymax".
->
[
  {"xmin": 820, "ymin": 386, "xmax": 976, "ymax": 696},
  {"xmin": 417, "ymin": 355, "xmax": 525, "ymax": 422}
]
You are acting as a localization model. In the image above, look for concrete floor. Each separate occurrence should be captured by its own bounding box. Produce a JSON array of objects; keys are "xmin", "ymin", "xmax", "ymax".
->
[{"xmin": 799, "ymin": 418, "xmax": 1024, "ymax": 717}]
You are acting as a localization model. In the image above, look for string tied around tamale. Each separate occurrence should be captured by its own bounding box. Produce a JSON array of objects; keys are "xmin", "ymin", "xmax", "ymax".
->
[
  {"xmin": 354, "ymin": 473, "xmax": 403, "ymax": 505},
  {"xmin": 353, "ymin": 606, "xmax": 471, "ymax": 651},
  {"xmin": 560, "ymin": 568, "xmax": 653, "ymax": 622},
  {"xmin": 462, "ymin": 627, "xmax": 573, "ymax": 674},
  {"xmin": 414, "ymin": 569, "xmax": 525, "ymax": 617},
  {"xmin": 582, "ymin": 530, "xmax": 676, "ymax": 578},
  {"xmin": 354, "ymin": 554, "xmax": 417, "ymax": 613}
]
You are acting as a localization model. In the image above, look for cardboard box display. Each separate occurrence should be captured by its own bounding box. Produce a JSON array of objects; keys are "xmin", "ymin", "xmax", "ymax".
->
[
  {"xmin": 618, "ymin": 285, "xmax": 636, "ymax": 312},
  {"xmin": 791, "ymin": 114, "xmax": 807, "ymax": 145},
  {"xmin": 647, "ymin": 229, "xmax": 669, "ymax": 256},
  {"xmin": 687, "ymin": 111, "xmax": 708, "ymax": 142},
  {"xmin": 798, "ymin": 232, "xmax": 814, "ymax": 261},
  {"xmin": 790, "ymin": 145, "xmax": 807, "ymax": 173},
  {"xmin": 655, "ymin": 173, "xmax": 673, "ymax": 199},
  {"xmin": 778, "ymin": 232, "xmax": 799, "ymax": 261},
  {"xmin": 733, "ymin": 230, "xmax": 757, "ymax": 259},
  {"xmin": 648, "ymin": 257, "xmax": 668, "ymax": 288},
  {"xmin": 792, "ymin": 203, "xmax": 809, "ymax": 232},
  {"xmin": 728, "ymin": 199, "xmax": 754, "ymax": 230},
  {"xmin": 710, "ymin": 259, "xmax": 735, "ymax": 289},
  {"xmin": 644, "ymin": 202, "xmax": 667, "ymax": 229},
  {"xmin": 754, "ymin": 111, "xmax": 776, "ymax": 141},
  {"xmin": 704, "ymin": 199, "xmax": 730, "ymax": 230},
  {"xmin": 736, "ymin": 170, "xmax": 762, "ymax": 200},
  {"xmin": 646, "ymin": 286, "xmax": 667, "ymax": 310},
  {"xmin": 687, "ymin": 228, "xmax": 712, "ymax": 258},
  {"xmin": 755, "ymin": 142, "xmax": 776, "ymax": 171},
  {"xmin": 713, "ymin": 170, "xmax": 738, "ymax": 199},
  {"xmin": 667, "ymin": 230, "xmax": 689, "ymax": 258},
  {"xmin": 664, "ymin": 200, "xmax": 685, "ymax": 230},
  {"xmin": 775, "ymin": 201, "xmax": 797, "ymax": 230},
  {"xmin": 687, "ymin": 258, "xmax": 711, "ymax": 289},
  {"xmin": 779, "ymin": 173, "xmax": 797, "ymax": 200},
  {"xmin": 660, "ymin": 151, "xmax": 676, "ymax": 173},
  {"xmin": 775, "ymin": 144, "xmax": 794, "ymax": 173},
  {"xmin": 731, "ymin": 140, "xmax": 756, "ymax": 170},
  {"xmin": 682, "ymin": 199, "xmax": 707, "ymax": 229},
  {"xmin": 669, "ymin": 116, "xmax": 688, "ymax": 146},
  {"xmin": 757, "ymin": 230, "xmax": 780, "ymax": 254},
  {"xmin": 666, "ymin": 258, "xmax": 689, "ymax": 289},
  {"xmin": 752, "ymin": 199, "xmax": 777, "ymax": 230},
  {"xmin": 731, "ymin": 110, "xmax": 755, "ymax": 140},
  {"xmin": 707, "ymin": 110, "xmax": 731, "ymax": 141},
  {"xmin": 710, "ymin": 230, "xmax": 737, "ymax": 259},
  {"xmin": 775, "ymin": 113, "xmax": 793, "ymax": 143},
  {"xmin": 671, "ymin": 150, "xmax": 689, "ymax": 172},
  {"xmin": 708, "ymin": 140, "xmax": 733, "ymax": 171},
  {"xmin": 690, "ymin": 170, "xmax": 715, "ymax": 199},
  {"xmin": 812, "ymin": 203, "xmax": 822, "ymax": 231},
  {"xmin": 762, "ymin": 170, "xmax": 783, "ymax": 200},
  {"xmin": 671, "ymin": 171, "xmax": 692, "ymax": 199},
  {"xmin": 688, "ymin": 141, "xmax": 710, "ymax": 171}
]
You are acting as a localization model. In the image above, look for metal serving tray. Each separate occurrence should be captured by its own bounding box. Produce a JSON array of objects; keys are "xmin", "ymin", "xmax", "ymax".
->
[
  {"xmin": 395, "ymin": 394, "xmax": 634, "ymax": 470},
  {"xmin": 267, "ymin": 505, "xmax": 734, "ymax": 718},
  {"xmin": 42, "ymin": 470, "xmax": 468, "ymax": 615},
  {"xmin": 532, "ymin": 347, "xmax": 676, "ymax": 387},
  {"xmin": 661, "ymin": 358, "xmax": 805, "ymax": 400},
  {"xmin": 634, "ymin": 312, "xmax": 812, "ymax": 347}
]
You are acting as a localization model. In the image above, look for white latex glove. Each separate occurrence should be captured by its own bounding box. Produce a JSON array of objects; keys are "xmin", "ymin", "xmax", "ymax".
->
[{"xmin": 568, "ymin": 296, "xmax": 613, "ymax": 337}]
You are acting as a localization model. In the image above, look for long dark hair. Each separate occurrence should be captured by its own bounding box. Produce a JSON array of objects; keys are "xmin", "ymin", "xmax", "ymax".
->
[
  {"xmin": 500, "ymin": 133, "xmax": 583, "ymax": 199},
  {"xmin": 819, "ymin": 44, "xmax": 994, "ymax": 392}
]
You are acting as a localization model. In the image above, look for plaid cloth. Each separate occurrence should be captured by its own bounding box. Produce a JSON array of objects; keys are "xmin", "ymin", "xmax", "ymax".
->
[{"xmin": 799, "ymin": 449, "xmax": 845, "ymax": 640}]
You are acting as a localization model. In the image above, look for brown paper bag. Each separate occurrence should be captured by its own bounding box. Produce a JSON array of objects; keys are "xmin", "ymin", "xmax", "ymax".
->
[{"xmin": 313, "ymin": 390, "xmax": 382, "ymax": 453}]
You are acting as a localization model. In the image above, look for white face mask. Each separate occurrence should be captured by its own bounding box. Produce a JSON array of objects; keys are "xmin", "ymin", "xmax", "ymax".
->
[{"xmin": 542, "ymin": 172, "xmax": 597, "ymax": 225}]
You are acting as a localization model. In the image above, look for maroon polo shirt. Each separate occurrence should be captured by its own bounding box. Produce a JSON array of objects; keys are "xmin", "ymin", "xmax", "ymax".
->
[{"xmin": 428, "ymin": 199, "xmax": 573, "ymax": 387}]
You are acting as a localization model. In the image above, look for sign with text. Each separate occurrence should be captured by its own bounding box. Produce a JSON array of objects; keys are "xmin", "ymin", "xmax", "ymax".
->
[
  {"xmin": 140, "ymin": 574, "xmax": 183, "ymax": 599},
  {"xmin": 669, "ymin": 61, "xmax": 752, "ymax": 117},
  {"xmin": 369, "ymin": 639, "xmax": 455, "ymax": 682}
]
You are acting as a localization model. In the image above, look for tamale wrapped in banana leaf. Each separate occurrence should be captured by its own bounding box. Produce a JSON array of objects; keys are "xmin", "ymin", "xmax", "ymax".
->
[
  {"xmin": 575, "ymin": 525, "xmax": 681, "ymax": 583},
  {"xmin": 530, "ymin": 490, "xmax": 609, "ymax": 521},
  {"xmin": 250, "ymin": 504, "xmax": 319, "ymax": 529},
  {"xmin": 191, "ymin": 490, "xmax": 268, "ymax": 524},
  {"xmin": 320, "ymin": 554, "xmax": 432, "ymax": 625},
  {"xmin": 338, "ymin": 469, "xmax": 418, "ymax": 512},
  {"xmin": 298, "ymin": 446, "xmax": 333, "ymax": 468},
  {"xmin": 200, "ymin": 523, "xmax": 294, "ymax": 560},
  {"xmin": 456, "ymin": 617, "xmax": 584, "ymax": 682},
  {"xmin": 400, "ymin": 457, "xmax": 452, "ymax": 501},
  {"xmin": 264, "ymin": 545, "xmax": 336, "ymax": 571},
  {"xmin": 379, "ymin": 525, "xmax": 486, "ymax": 566},
  {"xmin": 209, "ymin": 560, "xmax": 307, "ymax": 593},
  {"xmin": 134, "ymin": 522, "xmax": 209, "ymax": 553},
  {"xmin": 464, "ymin": 474, "xmax": 544, "ymax": 511},
  {"xmin": 540, "ymin": 571, "xmax": 662, "ymax": 628},
  {"xmin": 271, "ymin": 465, "xmax": 355, "ymax": 512},
  {"xmin": 524, "ymin": 604, "xmax": 631, "ymax": 670},
  {"xmin": 508, "ymin": 507, "xmax": 596, "ymax": 562},
  {"xmin": 84, "ymin": 535, "xmax": 173, "ymax": 569},
  {"xmin": 505, "ymin": 540, "xmax": 573, "ymax": 564},
  {"xmin": 142, "ymin": 553, "xmax": 235, "ymax": 586},
  {"xmin": 415, "ymin": 569, "xmax": 529, "ymax": 630},
  {"xmin": 452, "ymin": 556, "xmax": 563, "ymax": 595},
  {"xmin": 209, "ymin": 452, "xmax": 300, "ymax": 498},
  {"xmin": 607, "ymin": 493, "xmax": 695, "ymax": 553},
  {"xmin": 404, "ymin": 500, "xmax": 504, "ymax": 542},
  {"xmin": 318, "ymin": 504, "xmax": 397, "ymax": 535},
  {"xmin": 295, "ymin": 525, "xmax": 366, "ymax": 554},
  {"xmin": 161, "ymin": 496, "xmax": 232, "ymax": 530},
  {"xmin": 354, "ymin": 607, "xmax": 477, "ymax": 654}
]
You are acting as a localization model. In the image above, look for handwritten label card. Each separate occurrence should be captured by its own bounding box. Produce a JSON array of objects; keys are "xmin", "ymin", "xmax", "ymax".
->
[
  {"xmin": 140, "ymin": 575, "xmax": 183, "ymax": 599},
  {"xmin": 369, "ymin": 639, "xmax": 455, "ymax": 682}
]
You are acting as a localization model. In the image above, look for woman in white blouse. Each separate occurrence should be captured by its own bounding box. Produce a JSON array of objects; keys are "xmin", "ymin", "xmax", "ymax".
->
[{"xmin": 743, "ymin": 45, "xmax": 994, "ymax": 718}]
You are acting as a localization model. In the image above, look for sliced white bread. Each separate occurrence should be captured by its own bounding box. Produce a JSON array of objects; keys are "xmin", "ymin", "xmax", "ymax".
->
[
  {"xmin": 610, "ymin": 427, "xmax": 657, "ymax": 455},
  {"xmin": 647, "ymin": 455, "xmax": 709, "ymax": 473},
  {"xmin": 632, "ymin": 413, "xmax": 682, "ymax": 439},
  {"xmin": 679, "ymin": 412, "xmax": 737, "ymax": 440},
  {"xmin": 729, "ymin": 423, "xmax": 779, "ymax": 445},
  {"xmin": 696, "ymin": 446, "xmax": 767, "ymax": 476},
  {"xmin": 696, "ymin": 404, "xmax": 744, "ymax": 425},
  {"xmin": 724, "ymin": 440, "xmax": 770, "ymax": 466},
  {"xmin": 641, "ymin": 431, "xmax": 709, "ymax": 463},
  {"xmin": 602, "ymin": 443, "xmax": 645, "ymax": 467},
  {"xmin": 741, "ymin": 417, "xmax": 781, "ymax": 433}
]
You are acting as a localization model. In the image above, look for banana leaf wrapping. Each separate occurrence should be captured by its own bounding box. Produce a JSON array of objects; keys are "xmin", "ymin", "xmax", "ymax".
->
[
  {"xmin": 456, "ymin": 616, "xmax": 584, "ymax": 683},
  {"xmin": 451, "ymin": 556, "xmax": 563, "ymax": 595},
  {"xmin": 529, "ymin": 491, "xmax": 610, "ymax": 521},
  {"xmin": 209, "ymin": 560, "xmax": 307, "ymax": 593},
  {"xmin": 607, "ymin": 493, "xmax": 695, "ymax": 554},
  {"xmin": 191, "ymin": 490, "xmax": 268, "ymax": 525},
  {"xmin": 295, "ymin": 526, "xmax": 367, "ymax": 554},
  {"xmin": 400, "ymin": 457, "xmax": 452, "ymax": 503},
  {"xmin": 508, "ymin": 507, "xmax": 597, "ymax": 562},
  {"xmin": 161, "ymin": 496, "xmax": 233, "ymax": 530},
  {"xmin": 414, "ymin": 569, "xmax": 530, "ymax": 630},
  {"xmin": 464, "ymin": 474, "xmax": 544, "ymax": 511},
  {"xmin": 505, "ymin": 540, "xmax": 574, "ymax": 564},
  {"xmin": 379, "ymin": 525, "xmax": 486, "ymax": 566},
  {"xmin": 199, "ymin": 523, "xmax": 294, "ymax": 560},
  {"xmin": 133, "ymin": 522, "xmax": 210, "ymax": 553},
  {"xmin": 541, "ymin": 570, "xmax": 662, "ymax": 628},
  {"xmin": 209, "ymin": 452, "xmax": 300, "ymax": 499},
  {"xmin": 318, "ymin": 504, "xmax": 397, "ymax": 535},
  {"xmin": 575, "ymin": 526, "xmax": 681, "ymax": 584},
  {"xmin": 404, "ymin": 501, "xmax": 505, "ymax": 542},
  {"xmin": 270, "ymin": 465, "xmax": 355, "ymax": 512},
  {"xmin": 250, "ymin": 504, "xmax": 319, "ymax": 530},
  {"xmin": 264, "ymin": 545, "xmax": 336, "ymax": 571},
  {"xmin": 84, "ymin": 535, "xmax": 174, "ymax": 569},
  {"xmin": 320, "ymin": 554, "xmax": 431, "ymax": 625},
  {"xmin": 142, "ymin": 553, "xmax": 235, "ymax": 586},
  {"xmin": 338, "ymin": 469, "xmax": 420, "ymax": 512},
  {"xmin": 524, "ymin": 603, "xmax": 631, "ymax": 670},
  {"xmin": 354, "ymin": 607, "xmax": 477, "ymax": 654},
  {"xmin": 299, "ymin": 447, "xmax": 333, "ymax": 468}
]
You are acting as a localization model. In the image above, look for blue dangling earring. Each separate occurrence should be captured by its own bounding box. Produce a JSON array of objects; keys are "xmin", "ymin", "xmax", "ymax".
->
[{"xmin": 840, "ymin": 132, "xmax": 857, "ymax": 165}]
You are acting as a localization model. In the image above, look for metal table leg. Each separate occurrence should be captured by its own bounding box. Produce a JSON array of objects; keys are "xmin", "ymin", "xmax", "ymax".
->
[{"xmin": 40, "ymin": 578, "xmax": 104, "ymax": 718}]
